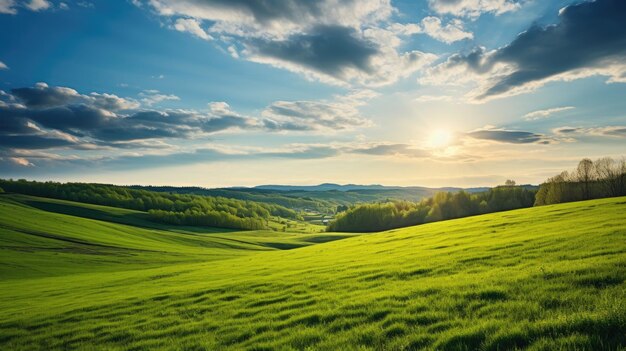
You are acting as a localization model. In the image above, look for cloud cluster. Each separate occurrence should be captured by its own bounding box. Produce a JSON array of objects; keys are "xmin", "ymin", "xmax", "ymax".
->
[
  {"xmin": 137, "ymin": 0, "xmax": 436, "ymax": 86},
  {"xmin": 423, "ymin": 0, "xmax": 626, "ymax": 102},
  {"xmin": 0, "ymin": 83, "xmax": 373, "ymax": 158},
  {"xmin": 0, "ymin": 0, "xmax": 55, "ymax": 14},
  {"xmin": 261, "ymin": 92, "xmax": 373, "ymax": 131}
]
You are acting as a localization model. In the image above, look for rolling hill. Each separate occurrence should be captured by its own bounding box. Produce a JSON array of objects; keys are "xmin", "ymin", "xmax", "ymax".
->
[
  {"xmin": 128, "ymin": 183, "xmax": 509, "ymax": 214},
  {"xmin": 1, "ymin": 194, "xmax": 625, "ymax": 350}
]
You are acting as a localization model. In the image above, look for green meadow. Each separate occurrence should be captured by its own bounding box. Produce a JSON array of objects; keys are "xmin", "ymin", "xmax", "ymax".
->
[{"xmin": 1, "ymin": 193, "xmax": 625, "ymax": 350}]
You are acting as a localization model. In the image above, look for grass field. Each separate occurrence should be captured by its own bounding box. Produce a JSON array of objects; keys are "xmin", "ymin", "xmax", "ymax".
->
[{"xmin": 0, "ymin": 194, "xmax": 625, "ymax": 350}]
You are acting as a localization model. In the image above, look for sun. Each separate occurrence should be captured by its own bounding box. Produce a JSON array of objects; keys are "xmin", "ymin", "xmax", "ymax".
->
[{"xmin": 427, "ymin": 129, "xmax": 453, "ymax": 148}]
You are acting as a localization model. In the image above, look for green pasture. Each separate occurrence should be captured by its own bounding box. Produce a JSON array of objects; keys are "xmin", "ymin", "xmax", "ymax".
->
[{"xmin": 1, "ymin": 194, "xmax": 625, "ymax": 350}]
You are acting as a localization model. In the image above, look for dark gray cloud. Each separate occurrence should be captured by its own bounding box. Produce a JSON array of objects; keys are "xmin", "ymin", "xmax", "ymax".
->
[
  {"xmin": 162, "ymin": 0, "xmax": 326, "ymax": 24},
  {"xmin": 27, "ymin": 105, "xmax": 112, "ymax": 132},
  {"xmin": 553, "ymin": 125, "xmax": 626, "ymax": 138},
  {"xmin": 467, "ymin": 129, "xmax": 553, "ymax": 144},
  {"xmin": 249, "ymin": 25, "xmax": 378, "ymax": 78},
  {"xmin": 0, "ymin": 135, "xmax": 77, "ymax": 149},
  {"xmin": 144, "ymin": 0, "xmax": 433, "ymax": 86},
  {"xmin": 146, "ymin": 0, "xmax": 389, "ymax": 32},
  {"xmin": 0, "ymin": 83, "xmax": 371, "ymax": 159},
  {"xmin": 10, "ymin": 82, "xmax": 139, "ymax": 110},
  {"xmin": 602, "ymin": 127, "xmax": 626, "ymax": 137},
  {"xmin": 11, "ymin": 83, "xmax": 80, "ymax": 108},
  {"xmin": 0, "ymin": 84, "xmax": 263, "ymax": 149},
  {"xmin": 479, "ymin": 0, "xmax": 626, "ymax": 99}
]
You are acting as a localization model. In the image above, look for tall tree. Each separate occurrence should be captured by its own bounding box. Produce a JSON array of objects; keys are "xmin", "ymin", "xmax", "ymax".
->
[{"xmin": 576, "ymin": 158, "xmax": 594, "ymax": 200}]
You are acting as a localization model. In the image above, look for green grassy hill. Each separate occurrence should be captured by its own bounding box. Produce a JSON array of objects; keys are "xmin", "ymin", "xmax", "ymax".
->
[{"xmin": 1, "ymin": 195, "xmax": 625, "ymax": 350}]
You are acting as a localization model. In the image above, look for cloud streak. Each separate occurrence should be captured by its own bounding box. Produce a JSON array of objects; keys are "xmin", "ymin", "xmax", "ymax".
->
[
  {"xmin": 523, "ymin": 106, "xmax": 575, "ymax": 121},
  {"xmin": 553, "ymin": 125, "xmax": 626, "ymax": 138},
  {"xmin": 467, "ymin": 128, "xmax": 555, "ymax": 144},
  {"xmin": 428, "ymin": 0, "xmax": 520, "ymax": 17}
]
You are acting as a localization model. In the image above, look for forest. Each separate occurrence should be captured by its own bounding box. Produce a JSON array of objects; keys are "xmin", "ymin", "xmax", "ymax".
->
[
  {"xmin": 327, "ymin": 185, "xmax": 536, "ymax": 232},
  {"xmin": 535, "ymin": 157, "xmax": 626, "ymax": 205},
  {"xmin": 328, "ymin": 156, "xmax": 626, "ymax": 232},
  {"xmin": 0, "ymin": 179, "xmax": 299, "ymax": 230}
]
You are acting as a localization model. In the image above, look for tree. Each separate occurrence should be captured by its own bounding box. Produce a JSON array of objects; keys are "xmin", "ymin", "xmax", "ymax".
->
[
  {"xmin": 595, "ymin": 157, "xmax": 626, "ymax": 197},
  {"xmin": 504, "ymin": 179, "xmax": 516, "ymax": 186},
  {"xmin": 576, "ymin": 158, "xmax": 594, "ymax": 200},
  {"xmin": 535, "ymin": 156, "xmax": 626, "ymax": 207}
]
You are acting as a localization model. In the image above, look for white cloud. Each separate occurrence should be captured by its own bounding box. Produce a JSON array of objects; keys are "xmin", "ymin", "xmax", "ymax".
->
[
  {"xmin": 392, "ymin": 17, "xmax": 473, "ymax": 44},
  {"xmin": 147, "ymin": 0, "xmax": 393, "ymax": 39},
  {"xmin": 428, "ymin": 0, "xmax": 520, "ymax": 18},
  {"xmin": 139, "ymin": 90, "xmax": 180, "ymax": 106},
  {"xmin": 25, "ymin": 0, "xmax": 51, "ymax": 11},
  {"xmin": 174, "ymin": 18, "xmax": 212, "ymax": 41},
  {"xmin": 0, "ymin": 61, "xmax": 8, "ymax": 70},
  {"xmin": 207, "ymin": 101, "xmax": 231, "ymax": 115},
  {"xmin": 523, "ymin": 106, "xmax": 574, "ymax": 121},
  {"xmin": 421, "ymin": 17, "xmax": 473, "ymax": 43},
  {"xmin": 9, "ymin": 157, "xmax": 34, "ymax": 167},
  {"xmin": 88, "ymin": 92, "xmax": 141, "ymax": 110},
  {"xmin": 0, "ymin": 0, "xmax": 16, "ymax": 14}
]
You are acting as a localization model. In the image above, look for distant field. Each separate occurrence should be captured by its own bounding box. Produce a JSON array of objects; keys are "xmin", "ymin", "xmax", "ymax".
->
[{"xmin": 1, "ymin": 194, "xmax": 625, "ymax": 350}]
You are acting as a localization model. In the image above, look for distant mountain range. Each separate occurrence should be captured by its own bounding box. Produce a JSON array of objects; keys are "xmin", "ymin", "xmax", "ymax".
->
[{"xmin": 251, "ymin": 183, "xmax": 493, "ymax": 193}]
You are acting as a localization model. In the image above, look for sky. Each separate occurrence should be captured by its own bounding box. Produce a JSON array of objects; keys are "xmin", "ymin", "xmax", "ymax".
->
[{"xmin": 0, "ymin": 0, "xmax": 625, "ymax": 188}]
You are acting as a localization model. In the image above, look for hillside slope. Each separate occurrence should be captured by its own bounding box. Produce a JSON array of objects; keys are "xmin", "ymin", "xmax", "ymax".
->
[
  {"xmin": 0, "ymin": 194, "xmax": 350, "ymax": 279},
  {"xmin": 1, "ymin": 196, "xmax": 625, "ymax": 350}
]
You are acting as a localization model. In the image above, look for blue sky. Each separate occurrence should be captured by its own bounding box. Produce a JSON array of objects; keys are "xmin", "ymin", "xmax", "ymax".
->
[{"xmin": 0, "ymin": 0, "xmax": 625, "ymax": 187}]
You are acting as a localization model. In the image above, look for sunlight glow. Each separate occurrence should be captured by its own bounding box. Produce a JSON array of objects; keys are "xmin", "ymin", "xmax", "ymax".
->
[{"xmin": 427, "ymin": 129, "xmax": 453, "ymax": 148}]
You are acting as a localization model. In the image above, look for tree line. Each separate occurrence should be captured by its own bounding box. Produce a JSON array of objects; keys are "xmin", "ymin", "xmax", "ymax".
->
[
  {"xmin": 0, "ymin": 179, "xmax": 299, "ymax": 230},
  {"xmin": 534, "ymin": 157, "xmax": 626, "ymax": 205},
  {"xmin": 327, "ymin": 186, "xmax": 536, "ymax": 232}
]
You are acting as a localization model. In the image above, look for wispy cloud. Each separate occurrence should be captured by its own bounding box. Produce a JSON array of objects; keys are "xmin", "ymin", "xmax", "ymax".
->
[
  {"xmin": 553, "ymin": 125, "xmax": 626, "ymax": 138},
  {"xmin": 427, "ymin": 0, "xmax": 520, "ymax": 18},
  {"xmin": 173, "ymin": 18, "xmax": 212, "ymax": 41},
  {"xmin": 523, "ymin": 106, "xmax": 575, "ymax": 121},
  {"xmin": 139, "ymin": 90, "xmax": 179, "ymax": 106}
]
